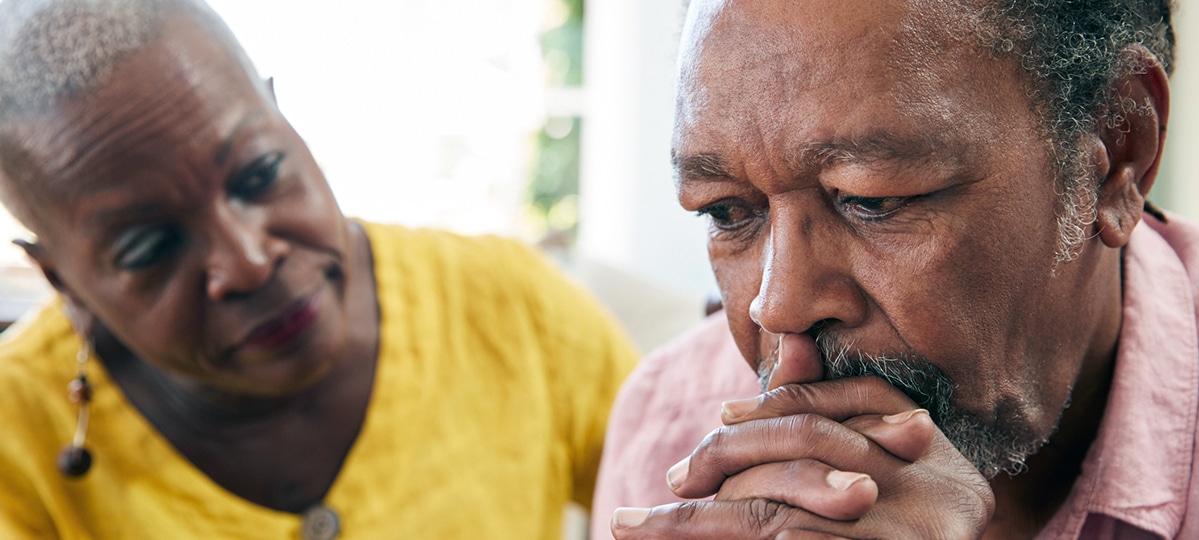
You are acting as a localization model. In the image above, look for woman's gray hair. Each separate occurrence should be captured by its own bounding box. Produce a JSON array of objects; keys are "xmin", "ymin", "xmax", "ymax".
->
[{"xmin": 0, "ymin": 0, "xmax": 252, "ymax": 230}]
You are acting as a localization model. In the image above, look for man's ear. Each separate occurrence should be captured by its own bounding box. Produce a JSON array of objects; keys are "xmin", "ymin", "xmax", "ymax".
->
[
  {"xmin": 13, "ymin": 239, "xmax": 96, "ymax": 334},
  {"xmin": 1095, "ymin": 45, "xmax": 1170, "ymax": 249}
]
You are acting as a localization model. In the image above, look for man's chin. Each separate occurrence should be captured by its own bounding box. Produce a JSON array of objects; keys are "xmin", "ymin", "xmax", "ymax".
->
[{"xmin": 814, "ymin": 334, "xmax": 1049, "ymax": 480}]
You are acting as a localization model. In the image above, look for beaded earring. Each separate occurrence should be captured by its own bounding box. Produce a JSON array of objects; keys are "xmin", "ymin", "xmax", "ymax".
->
[{"xmin": 57, "ymin": 338, "xmax": 94, "ymax": 478}]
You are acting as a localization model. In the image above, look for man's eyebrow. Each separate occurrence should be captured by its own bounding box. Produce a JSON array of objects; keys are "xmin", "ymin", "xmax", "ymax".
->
[
  {"xmin": 673, "ymin": 153, "xmax": 735, "ymax": 180},
  {"xmin": 674, "ymin": 133, "xmax": 961, "ymax": 184},
  {"xmin": 798, "ymin": 133, "xmax": 952, "ymax": 170}
]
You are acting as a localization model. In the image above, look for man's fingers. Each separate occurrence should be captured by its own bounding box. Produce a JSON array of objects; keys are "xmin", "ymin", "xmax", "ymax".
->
[
  {"xmin": 714, "ymin": 459, "xmax": 878, "ymax": 521},
  {"xmin": 775, "ymin": 531, "xmax": 852, "ymax": 540},
  {"xmin": 722, "ymin": 376, "xmax": 918, "ymax": 426},
  {"xmin": 668, "ymin": 415, "xmax": 889, "ymax": 499},
  {"xmin": 841, "ymin": 409, "xmax": 935, "ymax": 462},
  {"xmin": 611, "ymin": 500, "xmax": 839, "ymax": 540}
]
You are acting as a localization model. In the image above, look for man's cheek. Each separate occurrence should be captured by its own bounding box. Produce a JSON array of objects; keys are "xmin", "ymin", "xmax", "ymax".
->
[{"xmin": 715, "ymin": 271, "xmax": 766, "ymax": 369}]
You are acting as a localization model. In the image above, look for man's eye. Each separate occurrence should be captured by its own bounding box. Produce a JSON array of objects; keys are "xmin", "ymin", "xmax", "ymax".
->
[
  {"xmin": 114, "ymin": 226, "xmax": 182, "ymax": 270},
  {"xmin": 697, "ymin": 201, "xmax": 762, "ymax": 231},
  {"xmin": 838, "ymin": 195, "xmax": 910, "ymax": 220},
  {"xmin": 229, "ymin": 151, "xmax": 285, "ymax": 199}
]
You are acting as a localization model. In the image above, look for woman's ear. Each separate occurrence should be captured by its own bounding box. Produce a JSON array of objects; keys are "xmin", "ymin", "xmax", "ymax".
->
[
  {"xmin": 13, "ymin": 238, "xmax": 96, "ymax": 335},
  {"xmin": 1095, "ymin": 45, "xmax": 1170, "ymax": 249}
]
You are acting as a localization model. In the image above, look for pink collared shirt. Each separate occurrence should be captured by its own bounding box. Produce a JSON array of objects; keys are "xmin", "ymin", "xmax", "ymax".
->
[{"xmin": 591, "ymin": 214, "xmax": 1199, "ymax": 540}]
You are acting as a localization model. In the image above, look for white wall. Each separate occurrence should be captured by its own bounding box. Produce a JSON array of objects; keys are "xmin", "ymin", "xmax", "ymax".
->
[
  {"xmin": 578, "ymin": 1, "xmax": 1199, "ymax": 311},
  {"xmin": 578, "ymin": 0, "xmax": 717, "ymax": 303},
  {"xmin": 1159, "ymin": 1, "xmax": 1199, "ymax": 219}
]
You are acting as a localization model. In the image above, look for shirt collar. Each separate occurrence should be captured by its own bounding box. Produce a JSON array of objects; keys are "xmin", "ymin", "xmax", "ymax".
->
[{"xmin": 1047, "ymin": 218, "xmax": 1199, "ymax": 538}]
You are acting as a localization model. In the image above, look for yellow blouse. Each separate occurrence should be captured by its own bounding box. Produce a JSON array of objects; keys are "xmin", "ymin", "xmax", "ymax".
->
[{"xmin": 0, "ymin": 222, "xmax": 637, "ymax": 539}]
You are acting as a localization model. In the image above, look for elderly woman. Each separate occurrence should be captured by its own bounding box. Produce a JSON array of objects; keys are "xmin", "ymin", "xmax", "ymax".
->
[{"xmin": 0, "ymin": 0, "xmax": 636, "ymax": 538}]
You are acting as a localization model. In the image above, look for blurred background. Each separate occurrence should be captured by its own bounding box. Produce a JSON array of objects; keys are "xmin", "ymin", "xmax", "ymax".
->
[
  {"xmin": 2, "ymin": 0, "xmax": 1197, "ymax": 348},
  {"xmin": 0, "ymin": 0, "xmax": 1194, "ymax": 538}
]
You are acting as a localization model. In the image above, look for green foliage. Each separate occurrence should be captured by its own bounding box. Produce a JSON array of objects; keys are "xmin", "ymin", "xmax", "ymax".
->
[
  {"xmin": 526, "ymin": 0, "xmax": 585, "ymax": 243},
  {"xmin": 539, "ymin": 0, "xmax": 584, "ymax": 86}
]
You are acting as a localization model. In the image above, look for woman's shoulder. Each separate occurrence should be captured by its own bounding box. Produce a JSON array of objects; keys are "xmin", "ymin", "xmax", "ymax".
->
[
  {"xmin": 359, "ymin": 220, "xmax": 542, "ymax": 267},
  {"xmin": 359, "ymin": 220, "xmax": 562, "ymax": 301},
  {"xmin": 0, "ymin": 300, "xmax": 76, "ymax": 456},
  {"xmin": 0, "ymin": 299, "xmax": 77, "ymax": 385}
]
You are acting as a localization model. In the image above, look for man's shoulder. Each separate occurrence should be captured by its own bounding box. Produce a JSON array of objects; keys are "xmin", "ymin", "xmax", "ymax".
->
[
  {"xmin": 608, "ymin": 311, "xmax": 758, "ymax": 436},
  {"xmin": 590, "ymin": 311, "xmax": 759, "ymax": 538},
  {"xmin": 632, "ymin": 311, "xmax": 757, "ymax": 398},
  {"xmin": 1143, "ymin": 212, "xmax": 1199, "ymax": 286}
]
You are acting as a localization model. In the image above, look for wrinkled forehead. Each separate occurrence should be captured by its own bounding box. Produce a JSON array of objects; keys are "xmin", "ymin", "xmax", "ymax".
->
[
  {"xmin": 0, "ymin": 11, "xmax": 268, "ymax": 234},
  {"xmin": 675, "ymin": 0, "xmax": 1000, "ymax": 141},
  {"xmin": 10, "ymin": 13, "xmax": 261, "ymax": 161}
]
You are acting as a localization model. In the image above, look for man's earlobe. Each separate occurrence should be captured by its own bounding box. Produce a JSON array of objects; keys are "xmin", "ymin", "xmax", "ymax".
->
[
  {"xmin": 1096, "ymin": 162, "xmax": 1146, "ymax": 248},
  {"xmin": 1094, "ymin": 45, "xmax": 1170, "ymax": 249}
]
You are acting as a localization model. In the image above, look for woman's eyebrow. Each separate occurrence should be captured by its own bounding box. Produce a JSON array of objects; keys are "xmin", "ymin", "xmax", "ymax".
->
[
  {"xmin": 85, "ymin": 202, "xmax": 161, "ymax": 229},
  {"xmin": 213, "ymin": 110, "xmax": 266, "ymax": 166}
]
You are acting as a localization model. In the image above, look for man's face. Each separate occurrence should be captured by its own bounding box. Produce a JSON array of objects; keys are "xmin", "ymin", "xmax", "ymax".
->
[
  {"xmin": 2, "ymin": 13, "xmax": 356, "ymax": 397},
  {"xmin": 674, "ymin": 0, "xmax": 1114, "ymax": 476}
]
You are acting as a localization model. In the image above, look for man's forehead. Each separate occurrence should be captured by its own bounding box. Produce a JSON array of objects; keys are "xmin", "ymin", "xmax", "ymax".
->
[
  {"xmin": 677, "ymin": 0, "xmax": 907, "ymax": 119},
  {"xmin": 673, "ymin": 0, "xmax": 1015, "ymax": 158},
  {"xmin": 678, "ymin": 0, "xmax": 994, "ymax": 92},
  {"xmin": 680, "ymin": 0, "xmax": 910, "ymax": 60}
]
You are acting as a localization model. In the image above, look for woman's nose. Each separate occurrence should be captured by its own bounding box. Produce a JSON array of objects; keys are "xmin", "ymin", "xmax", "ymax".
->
[{"xmin": 204, "ymin": 209, "xmax": 288, "ymax": 301}]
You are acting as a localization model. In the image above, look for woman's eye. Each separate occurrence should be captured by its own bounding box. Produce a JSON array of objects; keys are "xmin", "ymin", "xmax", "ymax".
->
[
  {"xmin": 114, "ymin": 226, "xmax": 181, "ymax": 270},
  {"xmin": 838, "ymin": 195, "xmax": 910, "ymax": 220},
  {"xmin": 230, "ymin": 151, "xmax": 285, "ymax": 199},
  {"xmin": 697, "ymin": 201, "xmax": 762, "ymax": 231}
]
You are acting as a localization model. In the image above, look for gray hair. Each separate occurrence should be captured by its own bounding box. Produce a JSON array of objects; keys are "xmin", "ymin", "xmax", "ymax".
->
[
  {"xmin": 815, "ymin": 334, "xmax": 1051, "ymax": 480},
  {"xmin": 980, "ymin": 0, "xmax": 1175, "ymax": 261},
  {"xmin": 0, "ymin": 0, "xmax": 166, "ymax": 119},
  {"xmin": 0, "ymin": 0, "xmax": 252, "ymax": 229}
]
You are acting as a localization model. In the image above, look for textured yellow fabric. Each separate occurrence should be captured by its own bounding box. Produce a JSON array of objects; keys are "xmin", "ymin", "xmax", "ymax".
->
[{"xmin": 0, "ymin": 222, "xmax": 637, "ymax": 539}]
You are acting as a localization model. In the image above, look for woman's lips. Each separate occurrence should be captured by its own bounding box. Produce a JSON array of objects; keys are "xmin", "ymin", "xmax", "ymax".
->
[{"xmin": 242, "ymin": 290, "xmax": 322, "ymax": 351}]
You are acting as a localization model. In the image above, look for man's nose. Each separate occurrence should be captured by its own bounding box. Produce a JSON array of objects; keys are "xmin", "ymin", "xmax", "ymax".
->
[
  {"xmin": 205, "ymin": 207, "xmax": 288, "ymax": 301},
  {"xmin": 748, "ymin": 212, "xmax": 867, "ymax": 335}
]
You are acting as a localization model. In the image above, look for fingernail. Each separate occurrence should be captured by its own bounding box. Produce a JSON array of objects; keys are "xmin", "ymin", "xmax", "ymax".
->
[
  {"xmin": 883, "ymin": 408, "xmax": 929, "ymax": 424},
  {"xmin": 826, "ymin": 470, "xmax": 870, "ymax": 491},
  {"xmin": 721, "ymin": 396, "xmax": 761, "ymax": 419},
  {"xmin": 666, "ymin": 456, "xmax": 690, "ymax": 489},
  {"xmin": 612, "ymin": 507, "xmax": 651, "ymax": 529}
]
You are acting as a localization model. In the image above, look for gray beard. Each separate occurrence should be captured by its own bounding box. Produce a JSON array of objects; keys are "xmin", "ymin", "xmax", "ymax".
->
[{"xmin": 758, "ymin": 333, "xmax": 1056, "ymax": 479}]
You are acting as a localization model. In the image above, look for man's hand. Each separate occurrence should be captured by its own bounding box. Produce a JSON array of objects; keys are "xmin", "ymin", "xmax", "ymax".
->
[{"xmin": 610, "ymin": 377, "xmax": 994, "ymax": 539}]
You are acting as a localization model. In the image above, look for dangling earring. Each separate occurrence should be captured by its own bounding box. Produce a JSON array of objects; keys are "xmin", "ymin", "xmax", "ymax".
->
[{"xmin": 57, "ymin": 338, "xmax": 93, "ymax": 478}]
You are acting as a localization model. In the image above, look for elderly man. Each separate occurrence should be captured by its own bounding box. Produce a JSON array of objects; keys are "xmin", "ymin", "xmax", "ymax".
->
[{"xmin": 592, "ymin": 0, "xmax": 1196, "ymax": 538}]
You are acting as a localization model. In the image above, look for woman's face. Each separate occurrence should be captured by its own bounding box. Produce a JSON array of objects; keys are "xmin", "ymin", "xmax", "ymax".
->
[{"xmin": 4, "ymin": 15, "xmax": 360, "ymax": 397}]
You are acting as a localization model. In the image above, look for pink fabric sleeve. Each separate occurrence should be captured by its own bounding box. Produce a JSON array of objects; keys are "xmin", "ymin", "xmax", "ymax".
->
[{"xmin": 589, "ymin": 312, "xmax": 760, "ymax": 540}]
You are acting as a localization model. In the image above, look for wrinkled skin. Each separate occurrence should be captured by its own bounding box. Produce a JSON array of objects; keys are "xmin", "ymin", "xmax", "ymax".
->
[
  {"xmin": 4, "ymin": 13, "xmax": 368, "ymax": 397},
  {"xmin": 612, "ymin": 0, "xmax": 1169, "ymax": 537},
  {"xmin": 1, "ymin": 11, "xmax": 380, "ymax": 512}
]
